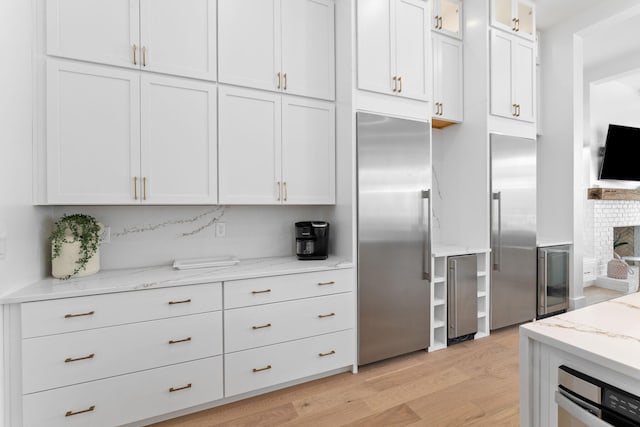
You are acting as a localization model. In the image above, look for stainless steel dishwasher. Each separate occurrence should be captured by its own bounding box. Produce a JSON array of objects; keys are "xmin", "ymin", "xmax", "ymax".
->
[{"xmin": 447, "ymin": 254, "xmax": 478, "ymax": 344}]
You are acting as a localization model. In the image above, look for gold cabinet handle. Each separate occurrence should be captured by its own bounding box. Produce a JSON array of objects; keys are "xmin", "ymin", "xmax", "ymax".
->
[
  {"xmin": 142, "ymin": 46, "xmax": 147, "ymax": 67},
  {"xmin": 439, "ymin": 16, "xmax": 443, "ymax": 30},
  {"xmin": 276, "ymin": 181, "xmax": 281, "ymax": 201},
  {"xmin": 253, "ymin": 365, "xmax": 272, "ymax": 373},
  {"xmin": 516, "ymin": 18, "xmax": 520, "ymax": 32},
  {"xmin": 65, "ymin": 353, "xmax": 95, "ymax": 363},
  {"xmin": 143, "ymin": 176, "xmax": 147, "ymax": 200},
  {"xmin": 252, "ymin": 323, "xmax": 272, "ymax": 330},
  {"xmin": 168, "ymin": 337, "xmax": 192, "ymax": 344},
  {"xmin": 516, "ymin": 104, "xmax": 521, "ymax": 117},
  {"xmin": 319, "ymin": 350, "xmax": 336, "ymax": 357},
  {"xmin": 64, "ymin": 310, "xmax": 95, "ymax": 319},
  {"xmin": 65, "ymin": 405, "xmax": 95, "ymax": 417},
  {"xmin": 439, "ymin": 102, "xmax": 444, "ymax": 116},
  {"xmin": 434, "ymin": 15, "xmax": 440, "ymax": 29},
  {"xmin": 398, "ymin": 76, "xmax": 402, "ymax": 93},
  {"xmin": 283, "ymin": 73, "xmax": 287, "ymax": 90},
  {"xmin": 133, "ymin": 44, "xmax": 137, "ymax": 65},
  {"xmin": 168, "ymin": 299, "xmax": 191, "ymax": 305},
  {"xmin": 392, "ymin": 76, "xmax": 397, "ymax": 93},
  {"xmin": 512, "ymin": 104, "xmax": 518, "ymax": 116},
  {"xmin": 277, "ymin": 72, "xmax": 281, "ymax": 89},
  {"xmin": 169, "ymin": 383, "xmax": 192, "ymax": 393},
  {"xmin": 251, "ymin": 289, "xmax": 271, "ymax": 294},
  {"xmin": 318, "ymin": 312, "xmax": 335, "ymax": 318},
  {"xmin": 318, "ymin": 281, "xmax": 335, "ymax": 286},
  {"xmin": 512, "ymin": 17, "xmax": 517, "ymax": 31},
  {"xmin": 283, "ymin": 181, "xmax": 288, "ymax": 201},
  {"xmin": 134, "ymin": 176, "xmax": 138, "ymax": 200}
]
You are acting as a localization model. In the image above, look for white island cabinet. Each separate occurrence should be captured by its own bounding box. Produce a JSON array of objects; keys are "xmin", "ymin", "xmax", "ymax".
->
[
  {"xmin": 520, "ymin": 292, "xmax": 640, "ymax": 427},
  {"xmin": 2, "ymin": 257, "xmax": 355, "ymax": 427}
]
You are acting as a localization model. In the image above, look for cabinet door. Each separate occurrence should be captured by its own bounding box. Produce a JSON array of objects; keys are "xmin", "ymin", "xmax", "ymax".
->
[
  {"xmin": 281, "ymin": 0, "xmax": 335, "ymax": 100},
  {"xmin": 47, "ymin": 0, "xmax": 139, "ymax": 69},
  {"xmin": 433, "ymin": 0, "xmax": 462, "ymax": 39},
  {"xmin": 516, "ymin": 0, "xmax": 536, "ymax": 40},
  {"xmin": 491, "ymin": 0, "xmax": 515, "ymax": 33},
  {"xmin": 47, "ymin": 59, "xmax": 141, "ymax": 204},
  {"xmin": 435, "ymin": 35, "xmax": 463, "ymax": 123},
  {"xmin": 139, "ymin": 0, "xmax": 216, "ymax": 80},
  {"xmin": 513, "ymin": 39, "xmax": 535, "ymax": 123},
  {"xmin": 281, "ymin": 96, "xmax": 335, "ymax": 205},
  {"xmin": 218, "ymin": 0, "xmax": 280, "ymax": 92},
  {"xmin": 490, "ymin": 31, "xmax": 515, "ymax": 120},
  {"xmin": 356, "ymin": 0, "xmax": 394, "ymax": 95},
  {"xmin": 394, "ymin": 0, "xmax": 429, "ymax": 101},
  {"xmin": 140, "ymin": 75, "xmax": 217, "ymax": 204},
  {"xmin": 218, "ymin": 86, "xmax": 282, "ymax": 204}
]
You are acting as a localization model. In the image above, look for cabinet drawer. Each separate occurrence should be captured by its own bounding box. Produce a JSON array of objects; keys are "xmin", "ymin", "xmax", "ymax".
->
[
  {"xmin": 23, "ymin": 311, "xmax": 222, "ymax": 394},
  {"xmin": 22, "ymin": 282, "xmax": 222, "ymax": 338},
  {"xmin": 225, "ymin": 292, "xmax": 354, "ymax": 353},
  {"xmin": 224, "ymin": 269, "xmax": 353, "ymax": 309},
  {"xmin": 225, "ymin": 329, "xmax": 354, "ymax": 397},
  {"xmin": 23, "ymin": 355, "xmax": 223, "ymax": 427}
]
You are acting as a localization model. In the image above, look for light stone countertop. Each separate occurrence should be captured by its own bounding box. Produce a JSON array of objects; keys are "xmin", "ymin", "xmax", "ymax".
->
[
  {"xmin": 520, "ymin": 291, "xmax": 640, "ymax": 379},
  {"xmin": 1, "ymin": 256, "xmax": 354, "ymax": 304}
]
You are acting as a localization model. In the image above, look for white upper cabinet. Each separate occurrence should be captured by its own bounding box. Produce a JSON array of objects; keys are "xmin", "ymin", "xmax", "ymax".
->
[
  {"xmin": 218, "ymin": 86, "xmax": 335, "ymax": 205},
  {"xmin": 357, "ymin": 0, "xmax": 429, "ymax": 101},
  {"xmin": 432, "ymin": 0, "xmax": 462, "ymax": 39},
  {"xmin": 490, "ymin": 30, "xmax": 535, "ymax": 123},
  {"xmin": 47, "ymin": 59, "xmax": 141, "ymax": 204},
  {"xmin": 47, "ymin": 59, "xmax": 218, "ymax": 205},
  {"xmin": 491, "ymin": 0, "xmax": 535, "ymax": 41},
  {"xmin": 47, "ymin": 0, "xmax": 217, "ymax": 80},
  {"xmin": 218, "ymin": 0, "xmax": 335, "ymax": 101},
  {"xmin": 432, "ymin": 33, "xmax": 463, "ymax": 124},
  {"xmin": 140, "ymin": 74, "xmax": 217, "ymax": 204}
]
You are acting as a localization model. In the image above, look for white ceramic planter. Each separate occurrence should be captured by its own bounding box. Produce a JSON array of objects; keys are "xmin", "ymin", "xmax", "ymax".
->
[{"xmin": 51, "ymin": 240, "xmax": 100, "ymax": 279}]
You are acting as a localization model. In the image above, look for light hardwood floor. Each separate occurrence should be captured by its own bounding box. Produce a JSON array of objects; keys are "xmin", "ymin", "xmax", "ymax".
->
[{"xmin": 151, "ymin": 326, "xmax": 520, "ymax": 427}]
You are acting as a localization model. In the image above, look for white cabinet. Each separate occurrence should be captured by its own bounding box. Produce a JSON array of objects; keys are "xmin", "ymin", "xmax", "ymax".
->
[
  {"xmin": 490, "ymin": 30, "xmax": 535, "ymax": 123},
  {"xmin": 491, "ymin": 0, "xmax": 535, "ymax": 41},
  {"xmin": 432, "ymin": 33, "xmax": 463, "ymax": 125},
  {"xmin": 432, "ymin": 0, "xmax": 462, "ymax": 39},
  {"xmin": 47, "ymin": 0, "xmax": 217, "ymax": 80},
  {"xmin": 357, "ymin": 0, "xmax": 429, "ymax": 101},
  {"xmin": 47, "ymin": 59, "xmax": 217, "ymax": 204},
  {"xmin": 218, "ymin": 86, "xmax": 335, "ymax": 205},
  {"xmin": 218, "ymin": 0, "xmax": 335, "ymax": 101}
]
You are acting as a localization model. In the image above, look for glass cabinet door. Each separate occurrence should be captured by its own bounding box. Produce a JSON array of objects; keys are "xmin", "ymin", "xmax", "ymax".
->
[
  {"xmin": 440, "ymin": 0, "xmax": 461, "ymax": 38},
  {"xmin": 546, "ymin": 249, "xmax": 569, "ymax": 309},
  {"xmin": 493, "ymin": 0, "xmax": 514, "ymax": 30},
  {"xmin": 517, "ymin": 1, "xmax": 535, "ymax": 39}
]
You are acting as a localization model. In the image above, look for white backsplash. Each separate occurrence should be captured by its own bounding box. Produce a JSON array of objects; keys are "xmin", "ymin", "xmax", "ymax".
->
[{"xmin": 52, "ymin": 205, "xmax": 333, "ymax": 270}]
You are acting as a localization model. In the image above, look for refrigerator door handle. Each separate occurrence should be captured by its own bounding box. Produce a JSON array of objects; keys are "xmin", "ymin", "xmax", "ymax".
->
[
  {"xmin": 492, "ymin": 191, "xmax": 502, "ymax": 271},
  {"xmin": 448, "ymin": 261, "xmax": 456, "ymax": 336},
  {"xmin": 422, "ymin": 190, "xmax": 431, "ymax": 281},
  {"xmin": 538, "ymin": 251, "xmax": 546, "ymax": 314}
]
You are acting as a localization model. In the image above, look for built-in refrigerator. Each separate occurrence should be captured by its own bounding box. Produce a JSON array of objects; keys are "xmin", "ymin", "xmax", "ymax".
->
[
  {"xmin": 490, "ymin": 134, "xmax": 537, "ymax": 330},
  {"xmin": 357, "ymin": 112, "xmax": 431, "ymax": 366}
]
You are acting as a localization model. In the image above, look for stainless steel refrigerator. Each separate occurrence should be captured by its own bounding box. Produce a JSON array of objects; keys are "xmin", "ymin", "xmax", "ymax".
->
[
  {"xmin": 357, "ymin": 112, "xmax": 431, "ymax": 366},
  {"xmin": 490, "ymin": 134, "xmax": 537, "ymax": 330}
]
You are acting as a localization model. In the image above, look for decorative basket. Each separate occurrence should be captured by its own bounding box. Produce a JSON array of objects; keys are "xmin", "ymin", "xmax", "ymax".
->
[{"xmin": 607, "ymin": 253, "xmax": 631, "ymax": 279}]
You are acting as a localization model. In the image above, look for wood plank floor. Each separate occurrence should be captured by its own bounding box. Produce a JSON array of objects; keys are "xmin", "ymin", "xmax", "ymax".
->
[{"xmin": 151, "ymin": 326, "xmax": 520, "ymax": 427}]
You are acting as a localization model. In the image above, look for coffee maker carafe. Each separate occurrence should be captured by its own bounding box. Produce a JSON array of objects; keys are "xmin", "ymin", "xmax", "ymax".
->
[{"xmin": 295, "ymin": 221, "xmax": 329, "ymax": 260}]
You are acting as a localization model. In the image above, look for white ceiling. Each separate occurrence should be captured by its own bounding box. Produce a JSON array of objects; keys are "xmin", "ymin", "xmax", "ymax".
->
[
  {"xmin": 582, "ymin": 14, "xmax": 640, "ymax": 69},
  {"xmin": 535, "ymin": 0, "xmax": 601, "ymax": 29}
]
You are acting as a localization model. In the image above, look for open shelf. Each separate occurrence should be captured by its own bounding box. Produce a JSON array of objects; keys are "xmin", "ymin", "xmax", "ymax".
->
[{"xmin": 433, "ymin": 297, "xmax": 446, "ymax": 306}]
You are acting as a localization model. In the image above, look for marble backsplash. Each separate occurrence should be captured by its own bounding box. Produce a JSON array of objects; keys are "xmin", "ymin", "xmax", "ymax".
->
[{"xmin": 51, "ymin": 205, "xmax": 333, "ymax": 270}]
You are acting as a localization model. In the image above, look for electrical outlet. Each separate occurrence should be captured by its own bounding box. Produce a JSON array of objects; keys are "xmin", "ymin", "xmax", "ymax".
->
[
  {"xmin": 100, "ymin": 227, "xmax": 111, "ymax": 244},
  {"xmin": 215, "ymin": 222, "xmax": 226, "ymax": 238}
]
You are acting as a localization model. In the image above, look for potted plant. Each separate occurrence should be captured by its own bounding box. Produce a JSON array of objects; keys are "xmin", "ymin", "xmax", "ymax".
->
[{"xmin": 50, "ymin": 213, "xmax": 103, "ymax": 280}]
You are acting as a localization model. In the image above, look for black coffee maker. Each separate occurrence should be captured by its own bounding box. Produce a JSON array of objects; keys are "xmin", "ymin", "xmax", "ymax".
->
[{"xmin": 295, "ymin": 221, "xmax": 329, "ymax": 260}]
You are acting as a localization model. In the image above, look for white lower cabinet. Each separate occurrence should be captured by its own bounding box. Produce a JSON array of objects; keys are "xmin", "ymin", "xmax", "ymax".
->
[
  {"xmin": 225, "ymin": 329, "xmax": 354, "ymax": 397},
  {"xmin": 23, "ymin": 356, "xmax": 223, "ymax": 427}
]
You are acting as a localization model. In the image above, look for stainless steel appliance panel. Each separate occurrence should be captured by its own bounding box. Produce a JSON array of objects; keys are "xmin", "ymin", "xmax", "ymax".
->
[
  {"xmin": 357, "ymin": 112, "xmax": 431, "ymax": 365},
  {"xmin": 490, "ymin": 134, "xmax": 537, "ymax": 330},
  {"xmin": 447, "ymin": 255, "xmax": 478, "ymax": 339},
  {"xmin": 538, "ymin": 245, "xmax": 570, "ymax": 318}
]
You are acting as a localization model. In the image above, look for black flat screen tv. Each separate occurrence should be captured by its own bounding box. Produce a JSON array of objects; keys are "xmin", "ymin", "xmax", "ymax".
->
[{"xmin": 599, "ymin": 124, "xmax": 640, "ymax": 181}]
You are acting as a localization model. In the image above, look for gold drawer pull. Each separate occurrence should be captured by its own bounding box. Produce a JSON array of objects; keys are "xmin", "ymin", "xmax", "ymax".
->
[
  {"xmin": 318, "ymin": 281, "xmax": 335, "ymax": 286},
  {"xmin": 169, "ymin": 337, "xmax": 192, "ymax": 344},
  {"xmin": 318, "ymin": 313, "xmax": 335, "ymax": 319},
  {"xmin": 64, "ymin": 353, "xmax": 95, "ymax": 363},
  {"xmin": 253, "ymin": 365, "xmax": 272, "ymax": 373},
  {"xmin": 169, "ymin": 383, "xmax": 192, "ymax": 393},
  {"xmin": 65, "ymin": 405, "xmax": 95, "ymax": 417},
  {"xmin": 64, "ymin": 310, "xmax": 95, "ymax": 318},
  {"xmin": 319, "ymin": 350, "xmax": 336, "ymax": 357},
  {"xmin": 251, "ymin": 289, "xmax": 272, "ymax": 294},
  {"xmin": 168, "ymin": 299, "xmax": 191, "ymax": 305},
  {"xmin": 252, "ymin": 323, "xmax": 272, "ymax": 330}
]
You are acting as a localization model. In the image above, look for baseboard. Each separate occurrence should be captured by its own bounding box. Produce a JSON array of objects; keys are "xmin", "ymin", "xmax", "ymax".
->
[
  {"xmin": 570, "ymin": 296, "xmax": 586, "ymax": 310},
  {"xmin": 595, "ymin": 276, "xmax": 634, "ymax": 293}
]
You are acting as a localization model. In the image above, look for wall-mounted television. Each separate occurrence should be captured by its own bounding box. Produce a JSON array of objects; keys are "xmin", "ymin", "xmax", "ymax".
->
[{"xmin": 599, "ymin": 124, "xmax": 640, "ymax": 181}]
